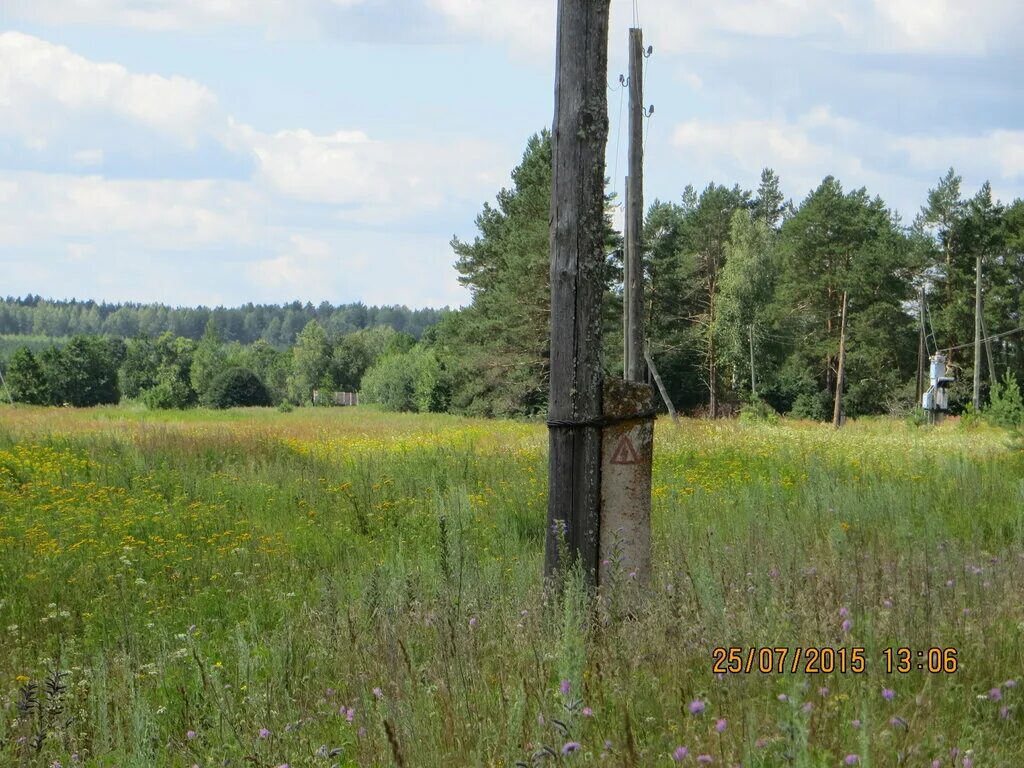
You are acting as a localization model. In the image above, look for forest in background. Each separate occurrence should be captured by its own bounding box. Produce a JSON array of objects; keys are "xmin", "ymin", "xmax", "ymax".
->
[
  {"xmin": 0, "ymin": 297, "xmax": 444, "ymax": 348},
  {"xmin": 4, "ymin": 131, "xmax": 1024, "ymax": 420}
]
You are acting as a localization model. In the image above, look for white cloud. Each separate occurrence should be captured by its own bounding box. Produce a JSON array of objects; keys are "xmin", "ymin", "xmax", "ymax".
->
[
  {"xmin": 4, "ymin": 0, "xmax": 366, "ymax": 32},
  {"xmin": 0, "ymin": 32, "xmax": 218, "ymax": 150},
  {"xmin": 0, "ymin": 32, "xmax": 495, "ymax": 307},
  {"xmin": 423, "ymin": 0, "xmax": 1024, "ymax": 60},
  {"xmin": 892, "ymin": 131, "xmax": 1024, "ymax": 181},
  {"xmin": 425, "ymin": 0, "xmax": 554, "ymax": 55},
  {"xmin": 0, "ymin": 171, "xmax": 262, "ymax": 248},
  {"xmin": 234, "ymin": 123, "xmax": 506, "ymax": 223},
  {"xmin": 249, "ymin": 235, "xmax": 334, "ymax": 294},
  {"xmin": 672, "ymin": 106, "xmax": 873, "ymax": 192}
]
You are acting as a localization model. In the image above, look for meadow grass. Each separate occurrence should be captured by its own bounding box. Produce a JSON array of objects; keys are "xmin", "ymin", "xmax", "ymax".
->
[{"xmin": 0, "ymin": 404, "xmax": 1021, "ymax": 767}]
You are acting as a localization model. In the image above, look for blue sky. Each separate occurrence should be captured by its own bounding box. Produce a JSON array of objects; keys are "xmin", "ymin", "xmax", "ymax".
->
[{"xmin": 2, "ymin": 1, "xmax": 1023, "ymax": 309}]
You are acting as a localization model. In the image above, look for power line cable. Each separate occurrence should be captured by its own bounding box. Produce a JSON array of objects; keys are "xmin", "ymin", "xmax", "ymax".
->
[{"xmin": 939, "ymin": 326, "xmax": 1024, "ymax": 355}]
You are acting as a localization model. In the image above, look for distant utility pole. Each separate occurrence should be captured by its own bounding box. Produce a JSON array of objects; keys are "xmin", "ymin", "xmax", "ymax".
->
[
  {"xmin": 748, "ymin": 324, "xmax": 757, "ymax": 398},
  {"xmin": 981, "ymin": 303, "xmax": 996, "ymax": 385},
  {"xmin": 916, "ymin": 286, "xmax": 926, "ymax": 405},
  {"xmin": 624, "ymin": 27, "xmax": 646, "ymax": 382},
  {"xmin": 622, "ymin": 185, "xmax": 629, "ymax": 376},
  {"xmin": 0, "ymin": 366, "xmax": 14, "ymax": 406},
  {"xmin": 833, "ymin": 291, "xmax": 848, "ymax": 428},
  {"xmin": 973, "ymin": 255, "xmax": 983, "ymax": 411},
  {"xmin": 545, "ymin": 0, "xmax": 611, "ymax": 585}
]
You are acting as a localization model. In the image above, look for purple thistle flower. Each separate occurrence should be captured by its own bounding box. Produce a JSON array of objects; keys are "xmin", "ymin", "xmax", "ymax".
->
[
  {"xmin": 715, "ymin": 718, "xmax": 727, "ymax": 733},
  {"xmin": 851, "ymin": 719, "xmax": 861, "ymax": 728},
  {"xmin": 777, "ymin": 694, "xmax": 788, "ymax": 702},
  {"xmin": 560, "ymin": 679, "xmax": 571, "ymax": 696},
  {"xmin": 882, "ymin": 688, "xmax": 895, "ymax": 701},
  {"xmin": 186, "ymin": 730, "xmax": 196, "ymax": 740},
  {"xmin": 841, "ymin": 619, "xmax": 852, "ymax": 633},
  {"xmin": 258, "ymin": 728, "xmax": 271, "ymax": 739},
  {"xmin": 890, "ymin": 716, "xmax": 907, "ymax": 730},
  {"xmin": 963, "ymin": 757, "xmax": 973, "ymax": 768},
  {"xmin": 372, "ymin": 687, "xmax": 383, "ymax": 700},
  {"xmin": 990, "ymin": 687, "xmax": 1003, "ymax": 701},
  {"xmin": 1004, "ymin": 679, "xmax": 1018, "ymax": 688},
  {"xmin": 844, "ymin": 756, "xmax": 859, "ymax": 766},
  {"xmin": 839, "ymin": 606, "xmax": 849, "ymax": 618},
  {"xmin": 688, "ymin": 699, "xmax": 705, "ymax": 715},
  {"xmin": 819, "ymin": 687, "xmax": 829, "ymax": 697},
  {"xmin": 882, "ymin": 598, "xmax": 893, "ymax": 608},
  {"xmin": 582, "ymin": 707, "xmax": 593, "ymax": 717},
  {"xmin": 469, "ymin": 617, "xmax": 478, "ymax": 628},
  {"xmin": 801, "ymin": 702, "xmax": 814, "ymax": 714},
  {"xmin": 561, "ymin": 741, "xmax": 581, "ymax": 755},
  {"xmin": 697, "ymin": 755, "xmax": 713, "ymax": 764},
  {"xmin": 346, "ymin": 707, "xmax": 355, "ymax": 722},
  {"xmin": 932, "ymin": 761, "xmax": 941, "ymax": 768},
  {"xmin": 673, "ymin": 746, "xmax": 689, "ymax": 762}
]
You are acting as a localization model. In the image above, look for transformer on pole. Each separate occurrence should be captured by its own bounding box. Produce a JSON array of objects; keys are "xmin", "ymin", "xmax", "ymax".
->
[{"xmin": 922, "ymin": 354, "xmax": 955, "ymax": 425}]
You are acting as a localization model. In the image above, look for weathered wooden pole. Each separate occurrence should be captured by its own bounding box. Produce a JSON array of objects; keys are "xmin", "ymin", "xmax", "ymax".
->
[
  {"xmin": 748, "ymin": 324, "xmax": 757, "ymax": 398},
  {"xmin": 545, "ymin": 0, "xmax": 611, "ymax": 585},
  {"xmin": 832, "ymin": 291, "xmax": 848, "ymax": 428},
  {"xmin": 624, "ymin": 28, "xmax": 646, "ymax": 383},
  {"xmin": 622, "ymin": 183, "xmax": 630, "ymax": 376},
  {"xmin": 973, "ymin": 255, "xmax": 983, "ymax": 411},
  {"xmin": 981, "ymin": 301, "xmax": 996, "ymax": 385},
  {"xmin": 916, "ymin": 286, "xmax": 925, "ymax": 405}
]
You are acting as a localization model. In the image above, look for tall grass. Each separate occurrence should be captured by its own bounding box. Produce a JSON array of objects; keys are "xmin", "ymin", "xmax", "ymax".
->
[{"xmin": 0, "ymin": 405, "xmax": 1021, "ymax": 766}]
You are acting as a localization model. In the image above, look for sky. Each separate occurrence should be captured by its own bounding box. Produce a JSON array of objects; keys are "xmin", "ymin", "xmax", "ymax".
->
[{"xmin": 2, "ymin": 1, "xmax": 1024, "ymax": 310}]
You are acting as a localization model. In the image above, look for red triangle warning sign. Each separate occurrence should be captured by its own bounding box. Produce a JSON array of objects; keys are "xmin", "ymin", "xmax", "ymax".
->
[{"xmin": 610, "ymin": 434, "xmax": 640, "ymax": 465}]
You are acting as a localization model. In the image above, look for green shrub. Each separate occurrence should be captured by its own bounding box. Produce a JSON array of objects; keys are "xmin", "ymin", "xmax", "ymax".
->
[
  {"xmin": 739, "ymin": 396, "xmax": 779, "ymax": 424},
  {"xmin": 4, "ymin": 347, "xmax": 49, "ymax": 405},
  {"xmin": 905, "ymin": 407, "xmax": 928, "ymax": 427},
  {"xmin": 788, "ymin": 390, "xmax": 830, "ymax": 421},
  {"xmin": 984, "ymin": 371, "xmax": 1024, "ymax": 428},
  {"xmin": 361, "ymin": 347, "xmax": 449, "ymax": 413},
  {"xmin": 204, "ymin": 367, "xmax": 273, "ymax": 409}
]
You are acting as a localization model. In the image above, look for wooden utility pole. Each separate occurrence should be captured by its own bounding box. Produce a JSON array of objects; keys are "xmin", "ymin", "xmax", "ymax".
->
[
  {"xmin": 622, "ymin": 184, "xmax": 629, "ymax": 376},
  {"xmin": 973, "ymin": 255, "xmax": 983, "ymax": 411},
  {"xmin": 0, "ymin": 366, "xmax": 14, "ymax": 406},
  {"xmin": 545, "ymin": 0, "xmax": 611, "ymax": 585},
  {"xmin": 748, "ymin": 324, "xmax": 757, "ymax": 398},
  {"xmin": 832, "ymin": 291, "xmax": 848, "ymax": 428},
  {"xmin": 624, "ymin": 27, "xmax": 646, "ymax": 383},
  {"xmin": 981, "ymin": 304, "xmax": 996, "ymax": 385},
  {"xmin": 916, "ymin": 286, "xmax": 926, "ymax": 404}
]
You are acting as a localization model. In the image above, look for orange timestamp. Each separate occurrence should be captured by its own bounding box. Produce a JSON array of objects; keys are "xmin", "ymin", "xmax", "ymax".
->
[{"xmin": 712, "ymin": 647, "xmax": 959, "ymax": 675}]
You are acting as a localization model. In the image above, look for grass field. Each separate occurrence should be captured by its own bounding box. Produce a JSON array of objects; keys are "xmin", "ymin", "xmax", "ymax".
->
[{"xmin": 0, "ymin": 405, "xmax": 1022, "ymax": 767}]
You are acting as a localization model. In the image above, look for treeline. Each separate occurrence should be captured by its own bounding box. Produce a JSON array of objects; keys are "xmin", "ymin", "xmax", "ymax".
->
[
  {"xmin": 7, "ymin": 133, "xmax": 1024, "ymax": 420},
  {"xmin": 3, "ymin": 322, "xmax": 412, "ymax": 409},
  {"xmin": 361, "ymin": 132, "xmax": 1024, "ymax": 420},
  {"xmin": 0, "ymin": 297, "xmax": 445, "ymax": 346}
]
